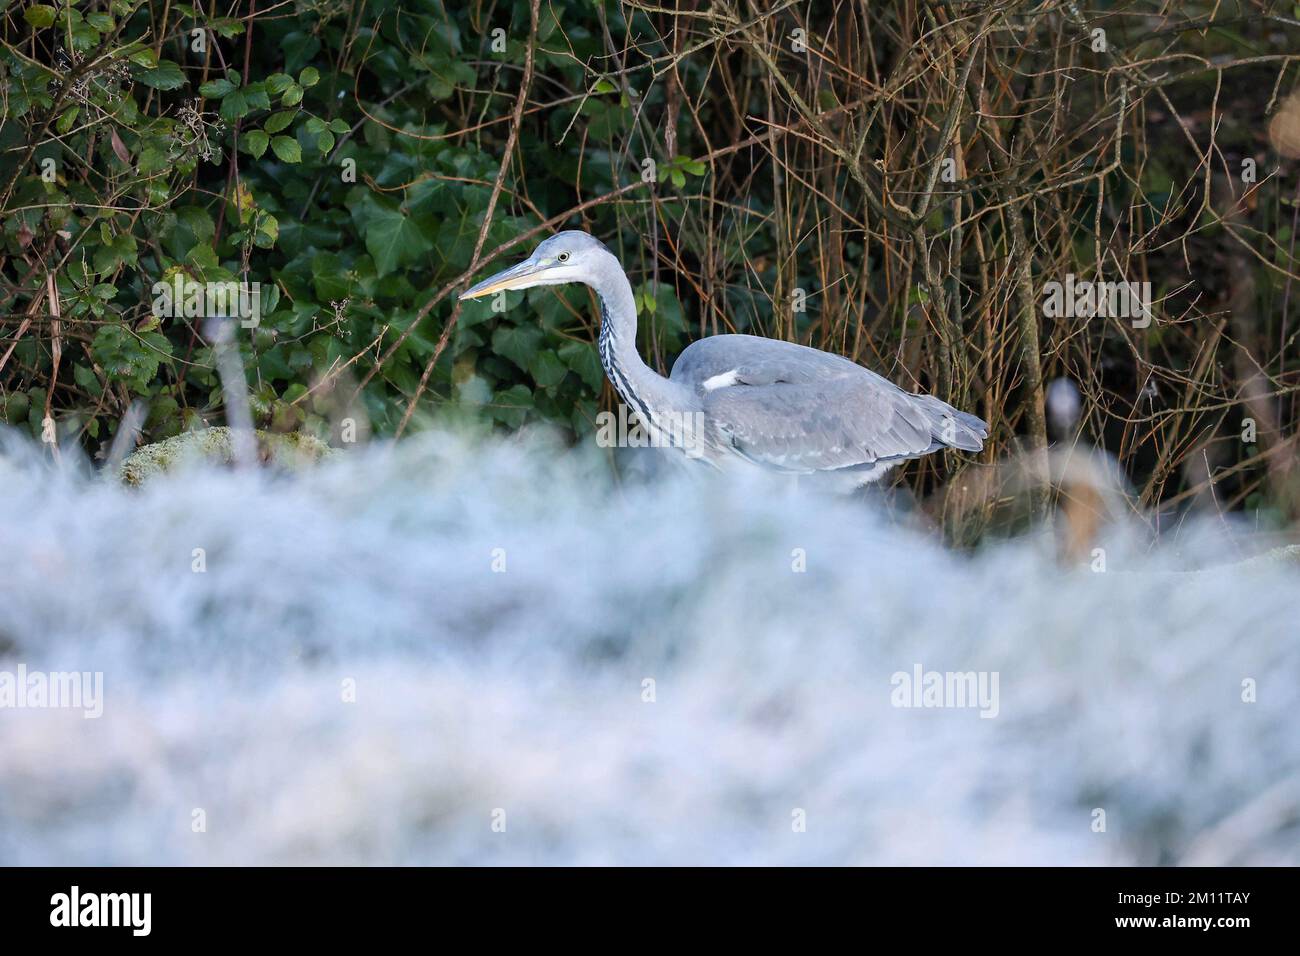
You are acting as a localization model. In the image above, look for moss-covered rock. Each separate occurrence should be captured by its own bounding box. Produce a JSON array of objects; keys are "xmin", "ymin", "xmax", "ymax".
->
[{"xmin": 117, "ymin": 427, "xmax": 336, "ymax": 486}]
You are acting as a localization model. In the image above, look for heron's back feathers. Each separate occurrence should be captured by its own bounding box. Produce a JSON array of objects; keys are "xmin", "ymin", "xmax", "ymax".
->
[{"xmin": 667, "ymin": 334, "xmax": 986, "ymax": 477}]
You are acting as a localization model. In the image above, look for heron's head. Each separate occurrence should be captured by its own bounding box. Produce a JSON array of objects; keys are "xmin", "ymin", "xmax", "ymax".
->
[{"xmin": 459, "ymin": 231, "xmax": 614, "ymax": 300}]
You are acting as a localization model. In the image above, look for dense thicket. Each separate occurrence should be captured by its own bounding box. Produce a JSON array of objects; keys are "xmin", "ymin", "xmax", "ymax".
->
[{"xmin": 3, "ymin": 1, "xmax": 1300, "ymax": 535}]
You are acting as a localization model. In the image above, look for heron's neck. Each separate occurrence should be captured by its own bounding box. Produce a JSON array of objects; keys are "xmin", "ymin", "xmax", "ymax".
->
[{"xmin": 588, "ymin": 260, "xmax": 698, "ymax": 432}]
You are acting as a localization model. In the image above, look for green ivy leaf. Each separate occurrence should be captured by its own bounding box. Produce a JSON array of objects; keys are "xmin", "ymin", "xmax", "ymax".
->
[
  {"xmin": 558, "ymin": 341, "xmax": 604, "ymax": 391},
  {"xmin": 359, "ymin": 199, "xmax": 431, "ymax": 277},
  {"xmin": 491, "ymin": 325, "xmax": 544, "ymax": 371},
  {"xmin": 490, "ymin": 384, "xmax": 533, "ymax": 427},
  {"xmin": 528, "ymin": 350, "xmax": 568, "ymax": 390}
]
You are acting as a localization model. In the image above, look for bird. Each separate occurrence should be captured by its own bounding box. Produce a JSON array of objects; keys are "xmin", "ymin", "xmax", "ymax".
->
[{"xmin": 460, "ymin": 231, "xmax": 987, "ymax": 489}]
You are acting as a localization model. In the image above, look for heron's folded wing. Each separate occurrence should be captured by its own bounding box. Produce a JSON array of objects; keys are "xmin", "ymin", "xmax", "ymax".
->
[
  {"xmin": 671, "ymin": 334, "xmax": 862, "ymax": 392},
  {"xmin": 702, "ymin": 373, "xmax": 937, "ymax": 472}
]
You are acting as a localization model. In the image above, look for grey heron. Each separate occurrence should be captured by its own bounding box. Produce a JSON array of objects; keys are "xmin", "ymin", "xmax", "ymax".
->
[{"xmin": 461, "ymin": 231, "xmax": 987, "ymax": 488}]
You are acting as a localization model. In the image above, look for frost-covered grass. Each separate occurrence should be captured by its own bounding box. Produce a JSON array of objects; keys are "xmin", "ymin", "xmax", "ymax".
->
[{"xmin": 0, "ymin": 429, "xmax": 1297, "ymax": 865}]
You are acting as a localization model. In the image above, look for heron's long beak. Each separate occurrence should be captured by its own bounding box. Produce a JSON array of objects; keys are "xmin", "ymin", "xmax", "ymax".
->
[{"xmin": 459, "ymin": 258, "xmax": 543, "ymax": 300}]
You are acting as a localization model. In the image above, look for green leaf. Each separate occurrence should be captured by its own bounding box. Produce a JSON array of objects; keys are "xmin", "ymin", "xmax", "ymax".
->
[
  {"xmin": 257, "ymin": 213, "xmax": 279, "ymax": 243},
  {"xmin": 199, "ymin": 78, "xmax": 236, "ymax": 98},
  {"xmin": 558, "ymin": 341, "xmax": 604, "ymax": 391},
  {"xmin": 92, "ymin": 233, "xmax": 139, "ymax": 275},
  {"xmin": 528, "ymin": 350, "xmax": 568, "ymax": 390},
  {"xmin": 185, "ymin": 242, "xmax": 220, "ymax": 271},
  {"xmin": 264, "ymin": 109, "xmax": 297, "ymax": 133},
  {"xmin": 137, "ymin": 60, "xmax": 186, "ymax": 90},
  {"xmin": 24, "ymin": 5, "xmax": 57, "ymax": 28},
  {"xmin": 219, "ymin": 90, "xmax": 250, "ymax": 121},
  {"xmin": 649, "ymin": 285, "xmax": 685, "ymax": 334},
  {"xmin": 244, "ymin": 130, "xmax": 269, "ymax": 158},
  {"xmin": 310, "ymin": 252, "xmax": 354, "ymax": 300},
  {"xmin": 329, "ymin": 118, "xmax": 350, "ymax": 134},
  {"xmin": 56, "ymin": 106, "xmax": 79, "ymax": 135},
  {"xmin": 492, "ymin": 325, "xmax": 544, "ymax": 371},
  {"xmin": 316, "ymin": 131, "xmax": 335, "ymax": 154},
  {"xmin": 70, "ymin": 21, "xmax": 101, "ymax": 51},
  {"xmin": 490, "ymin": 384, "xmax": 533, "ymax": 427},
  {"xmin": 252, "ymin": 211, "xmax": 279, "ymax": 249},
  {"xmin": 266, "ymin": 73, "xmax": 293, "ymax": 95},
  {"xmin": 176, "ymin": 206, "xmax": 215, "ymax": 242},
  {"xmin": 209, "ymin": 17, "xmax": 244, "ymax": 38},
  {"xmin": 243, "ymin": 84, "xmax": 270, "ymax": 111},
  {"xmin": 138, "ymin": 145, "xmax": 169, "ymax": 175},
  {"xmin": 299, "ymin": 66, "xmax": 321, "ymax": 88},
  {"xmin": 91, "ymin": 325, "xmax": 171, "ymax": 389},
  {"xmin": 282, "ymin": 31, "xmax": 321, "ymax": 74},
  {"xmin": 281, "ymin": 84, "xmax": 304, "ymax": 106},
  {"xmin": 73, "ymin": 363, "xmax": 102, "ymax": 398},
  {"xmin": 270, "ymin": 136, "xmax": 301, "ymax": 163},
  {"xmin": 359, "ymin": 199, "xmax": 431, "ymax": 277},
  {"xmin": 86, "ymin": 12, "xmax": 115, "ymax": 31},
  {"xmin": 125, "ymin": 47, "xmax": 158, "ymax": 68}
]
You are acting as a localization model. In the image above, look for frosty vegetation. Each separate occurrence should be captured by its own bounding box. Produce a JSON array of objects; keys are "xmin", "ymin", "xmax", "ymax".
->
[{"xmin": 0, "ymin": 429, "xmax": 1296, "ymax": 865}]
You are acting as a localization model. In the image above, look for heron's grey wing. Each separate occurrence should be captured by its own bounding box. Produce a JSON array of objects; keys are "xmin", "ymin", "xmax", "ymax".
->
[
  {"xmin": 671, "ymin": 333, "xmax": 864, "ymax": 390},
  {"xmin": 671, "ymin": 334, "xmax": 986, "ymax": 472},
  {"xmin": 701, "ymin": 376, "xmax": 939, "ymax": 472}
]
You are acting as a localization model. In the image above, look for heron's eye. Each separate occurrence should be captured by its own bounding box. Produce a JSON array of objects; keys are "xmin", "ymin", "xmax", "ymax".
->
[{"xmin": 557, "ymin": 252, "xmax": 570, "ymax": 262}]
